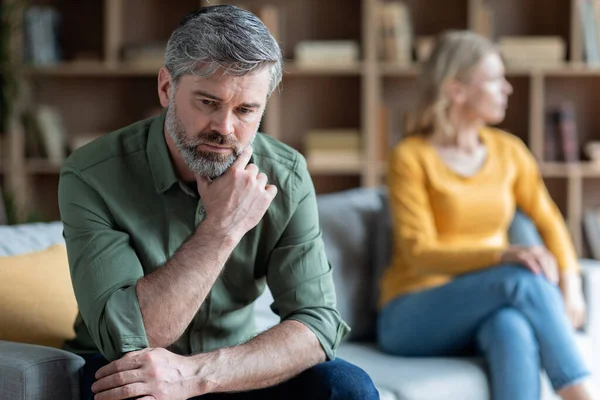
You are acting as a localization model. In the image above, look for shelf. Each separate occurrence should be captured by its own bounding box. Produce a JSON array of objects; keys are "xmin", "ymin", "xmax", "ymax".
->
[
  {"xmin": 380, "ymin": 63, "xmax": 600, "ymax": 78},
  {"xmin": 24, "ymin": 61, "xmax": 364, "ymax": 78},
  {"xmin": 24, "ymin": 62, "xmax": 161, "ymax": 77},
  {"xmin": 26, "ymin": 62, "xmax": 600, "ymax": 79},
  {"xmin": 26, "ymin": 160, "xmax": 62, "ymax": 174},
  {"xmin": 284, "ymin": 61, "xmax": 363, "ymax": 76},
  {"xmin": 308, "ymin": 162, "xmax": 362, "ymax": 175},
  {"xmin": 540, "ymin": 162, "xmax": 600, "ymax": 178}
]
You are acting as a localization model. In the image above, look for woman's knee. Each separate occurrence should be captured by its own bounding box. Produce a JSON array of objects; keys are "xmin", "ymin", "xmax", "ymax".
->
[
  {"xmin": 500, "ymin": 267, "xmax": 562, "ymax": 308},
  {"xmin": 477, "ymin": 308, "xmax": 538, "ymax": 352}
]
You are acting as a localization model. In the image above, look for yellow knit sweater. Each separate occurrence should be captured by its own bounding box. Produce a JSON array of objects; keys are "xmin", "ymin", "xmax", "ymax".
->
[{"xmin": 380, "ymin": 127, "xmax": 579, "ymax": 308}]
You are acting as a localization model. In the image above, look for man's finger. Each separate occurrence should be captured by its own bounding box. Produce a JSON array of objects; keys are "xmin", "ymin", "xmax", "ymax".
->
[
  {"xmin": 265, "ymin": 184, "xmax": 278, "ymax": 198},
  {"xmin": 232, "ymin": 146, "xmax": 253, "ymax": 170},
  {"xmin": 245, "ymin": 163, "xmax": 259, "ymax": 179},
  {"xmin": 92, "ymin": 370, "xmax": 141, "ymax": 393},
  {"xmin": 94, "ymin": 382, "xmax": 149, "ymax": 400},
  {"xmin": 256, "ymin": 172, "xmax": 268, "ymax": 187},
  {"xmin": 95, "ymin": 357, "xmax": 142, "ymax": 380}
]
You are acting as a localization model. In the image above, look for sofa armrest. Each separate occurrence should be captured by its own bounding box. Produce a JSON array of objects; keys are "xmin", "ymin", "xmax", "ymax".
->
[
  {"xmin": 0, "ymin": 341, "xmax": 84, "ymax": 400},
  {"xmin": 580, "ymin": 260, "xmax": 600, "ymax": 379}
]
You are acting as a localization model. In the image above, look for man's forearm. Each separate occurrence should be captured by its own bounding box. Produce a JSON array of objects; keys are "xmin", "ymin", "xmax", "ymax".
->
[
  {"xmin": 191, "ymin": 320, "xmax": 326, "ymax": 395},
  {"xmin": 136, "ymin": 217, "xmax": 238, "ymax": 347}
]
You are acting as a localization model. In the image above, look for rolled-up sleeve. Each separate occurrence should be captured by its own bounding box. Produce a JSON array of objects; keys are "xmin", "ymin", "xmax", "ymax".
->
[
  {"xmin": 59, "ymin": 165, "xmax": 149, "ymax": 361},
  {"xmin": 266, "ymin": 156, "xmax": 350, "ymax": 360}
]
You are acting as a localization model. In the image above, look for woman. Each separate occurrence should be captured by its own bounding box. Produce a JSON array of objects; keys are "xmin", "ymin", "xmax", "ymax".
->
[{"xmin": 378, "ymin": 30, "xmax": 594, "ymax": 400}]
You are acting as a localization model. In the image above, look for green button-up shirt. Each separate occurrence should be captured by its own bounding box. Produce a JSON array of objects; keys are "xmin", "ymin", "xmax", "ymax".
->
[{"xmin": 58, "ymin": 113, "xmax": 349, "ymax": 362}]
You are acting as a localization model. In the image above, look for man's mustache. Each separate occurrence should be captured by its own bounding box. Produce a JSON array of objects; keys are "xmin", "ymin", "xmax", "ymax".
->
[{"xmin": 189, "ymin": 131, "xmax": 240, "ymax": 149}]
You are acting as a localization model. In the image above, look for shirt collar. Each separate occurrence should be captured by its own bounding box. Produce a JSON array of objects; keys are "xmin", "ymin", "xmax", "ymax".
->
[{"xmin": 147, "ymin": 111, "xmax": 179, "ymax": 194}]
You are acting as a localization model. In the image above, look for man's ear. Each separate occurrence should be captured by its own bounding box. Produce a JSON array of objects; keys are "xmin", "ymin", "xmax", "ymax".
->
[
  {"xmin": 158, "ymin": 67, "xmax": 173, "ymax": 108},
  {"xmin": 444, "ymin": 79, "xmax": 467, "ymax": 106}
]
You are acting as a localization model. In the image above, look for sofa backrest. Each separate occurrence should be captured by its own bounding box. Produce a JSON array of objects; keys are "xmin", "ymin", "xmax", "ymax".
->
[{"xmin": 317, "ymin": 187, "xmax": 392, "ymax": 341}]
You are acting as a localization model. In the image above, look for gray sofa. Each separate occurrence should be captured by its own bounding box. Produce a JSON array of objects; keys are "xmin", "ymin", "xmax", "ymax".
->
[{"xmin": 2, "ymin": 187, "xmax": 600, "ymax": 399}]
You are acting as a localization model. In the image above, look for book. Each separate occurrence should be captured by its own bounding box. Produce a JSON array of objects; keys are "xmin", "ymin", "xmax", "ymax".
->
[
  {"xmin": 584, "ymin": 206, "xmax": 600, "ymax": 260},
  {"xmin": 579, "ymin": 0, "xmax": 600, "ymax": 66},
  {"xmin": 306, "ymin": 149, "xmax": 362, "ymax": 171},
  {"xmin": 549, "ymin": 102, "xmax": 580, "ymax": 163},
  {"xmin": 295, "ymin": 41, "xmax": 360, "ymax": 67},
  {"xmin": 379, "ymin": 1, "xmax": 412, "ymax": 65},
  {"xmin": 304, "ymin": 129, "xmax": 361, "ymax": 152},
  {"xmin": 473, "ymin": 0, "xmax": 494, "ymax": 39},
  {"xmin": 415, "ymin": 36, "xmax": 435, "ymax": 63},
  {"xmin": 35, "ymin": 105, "xmax": 67, "ymax": 164},
  {"xmin": 23, "ymin": 6, "xmax": 62, "ymax": 66},
  {"xmin": 122, "ymin": 42, "xmax": 166, "ymax": 68},
  {"xmin": 498, "ymin": 36, "xmax": 566, "ymax": 67}
]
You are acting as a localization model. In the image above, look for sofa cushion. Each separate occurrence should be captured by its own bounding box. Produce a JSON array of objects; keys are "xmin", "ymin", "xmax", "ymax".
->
[
  {"xmin": 0, "ymin": 245, "xmax": 78, "ymax": 348},
  {"xmin": 0, "ymin": 221, "xmax": 64, "ymax": 256},
  {"xmin": 316, "ymin": 187, "xmax": 386, "ymax": 341},
  {"xmin": 0, "ymin": 340, "xmax": 84, "ymax": 400},
  {"xmin": 337, "ymin": 342, "xmax": 491, "ymax": 400}
]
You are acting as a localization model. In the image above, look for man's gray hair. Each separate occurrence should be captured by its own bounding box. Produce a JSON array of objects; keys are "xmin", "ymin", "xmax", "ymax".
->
[{"xmin": 165, "ymin": 5, "xmax": 283, "ymax": 96}]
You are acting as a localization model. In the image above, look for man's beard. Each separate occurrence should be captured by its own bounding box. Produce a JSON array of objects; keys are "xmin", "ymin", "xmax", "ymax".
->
[{"xmin": 165, "ymin": 95, "xmax": 256, "ymax": 179}]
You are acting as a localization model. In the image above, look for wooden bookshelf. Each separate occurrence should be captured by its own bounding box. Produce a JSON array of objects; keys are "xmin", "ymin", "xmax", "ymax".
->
[{"xmin": 4, "ymin": 0, "xmax": 600, "ymax": 256}]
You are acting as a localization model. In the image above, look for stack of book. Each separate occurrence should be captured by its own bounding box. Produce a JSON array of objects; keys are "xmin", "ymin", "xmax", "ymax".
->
[
  {"xmin": 579, "ymin": 0, "xmax": 600, "ymax": 66},
  {"xmin": 498, "ymin": 36, "xmax": 566, "ymax": 68},
  {"xmin": 304, "ymin": 129, "xmax": 362, "ymax": 171},
  {"xmin": 378, "ymin": 1, "xmax": 412, "ymax": 65},
  {"xmin": 294, "ymin": 41, "xmax": 360, "ymax": 67},
  {"xmin": 23, "ymin": 6, "xmax": 62, "ymax": 66},
  {"xmin": 545, "ymin": 102, "xmax": 580, "ymax": 163}
]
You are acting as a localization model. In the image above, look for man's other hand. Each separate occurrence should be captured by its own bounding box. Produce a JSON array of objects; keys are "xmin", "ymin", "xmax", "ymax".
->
[{"xmin": 91, "ymin": 348, "xmax": 199, "ymax": 400}]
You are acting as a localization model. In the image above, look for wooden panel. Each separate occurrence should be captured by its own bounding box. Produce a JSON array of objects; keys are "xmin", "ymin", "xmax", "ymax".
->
[
  {"xmin": 493, "ymin": 76, "xmax": 530, "ymax": 144},
  {"xmin": 35, "ymin": 77, "xmax": 161, "ymax": 136},
  {"xmin": 312, "ymin": 175, "xmax": 361, "ymax": 195},
  {"xmin": 490, "ymin": 0, "xmax": 571, "ymax": 56},
  {"xmin": 393, "ymin": 0, "xmax": 468, "ymax": 36},
  {"xmin": 545, "ymin": 77, "xmax": 600, "ymax": 153},
  {"xmin": 122, "ymin": 0, "xmax": 200, "ymax": 48},
  {"xmin": 216, "ymin": 0, "xmax": 362, "ymax": 59},
  {"xmin": 581, "ymin": 178, "xmax": 600, "ymax": 257},
  {"xmin": 28, "ymin": 174, "xmax": 60, "ymax": 222},
  {"xmin": 545, "ymin": 177, "xmax": 569, "ymax": 218},
  {"xmin": 279, "ymin": 76, "xmax": 361, "ymax": 151},
  {"xmin": 30, "ymin": 0, "xmax": 104, "ymax": 61},
  {"xmin": 381, "ymin": 76, "xmax": 419, "ymax": 145}
]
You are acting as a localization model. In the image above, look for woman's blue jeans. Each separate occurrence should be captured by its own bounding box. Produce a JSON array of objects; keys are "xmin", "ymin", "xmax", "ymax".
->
[{"xmin": 377, "ymin": 212, "xmax": 590, "ymax": 399}]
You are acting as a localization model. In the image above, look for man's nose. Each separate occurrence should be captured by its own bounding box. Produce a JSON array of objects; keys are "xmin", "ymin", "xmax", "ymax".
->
[{"xmin": 210, "ymin": 108, "xmax": 235, "ymax": 136}]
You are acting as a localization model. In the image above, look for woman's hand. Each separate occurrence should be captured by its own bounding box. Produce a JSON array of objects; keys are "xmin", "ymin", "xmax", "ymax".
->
[
  {"xmin": 560, "ymin": 272, "xmax": 587, "ymax": 330},
  {"xmin": 500, "ymin": 245, "xmax": 559, "ymax": 284}
]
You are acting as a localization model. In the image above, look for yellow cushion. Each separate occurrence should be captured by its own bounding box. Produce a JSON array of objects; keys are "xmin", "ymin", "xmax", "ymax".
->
[{"xmin": 0, "ymin": 244, "xmax": 77, "ymax": 348}]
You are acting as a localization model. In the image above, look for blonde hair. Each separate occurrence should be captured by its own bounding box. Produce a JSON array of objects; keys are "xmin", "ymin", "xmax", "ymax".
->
[{"xmin": 404, "ymin": 30, "xmax": 497, "ymax": 137}]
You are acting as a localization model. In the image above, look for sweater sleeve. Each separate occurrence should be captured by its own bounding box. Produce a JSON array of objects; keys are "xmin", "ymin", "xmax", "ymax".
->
[
  {"xmin": 388, "ymin": 144, "xmax": 505, "ymax": 276},
  {"xmin": 511, "ymin": 139, "xmax": 580, "ymax": 273}
]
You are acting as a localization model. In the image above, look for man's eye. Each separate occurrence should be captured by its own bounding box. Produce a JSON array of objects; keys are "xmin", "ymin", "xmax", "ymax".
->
[
  {"xmin": 202, "ymin": 99, "xmax": 216, "ymax": 106},
  {"xmin": 239, "ymin": 107, "xmax": 252, "ymax": 114}
]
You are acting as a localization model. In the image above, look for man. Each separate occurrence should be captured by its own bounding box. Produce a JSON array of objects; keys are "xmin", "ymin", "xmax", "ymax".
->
[{"xmin": 58, "ymin": 5, "xmax": 379, "ymax": 400}]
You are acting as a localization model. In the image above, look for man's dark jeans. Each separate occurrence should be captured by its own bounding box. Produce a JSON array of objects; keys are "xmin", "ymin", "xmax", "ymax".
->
[{"xmin": 81, "ymin": 353, "xmax": 379, "ymax": 400}]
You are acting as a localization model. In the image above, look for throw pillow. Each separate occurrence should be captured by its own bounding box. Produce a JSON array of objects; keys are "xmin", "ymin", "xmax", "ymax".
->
[{"xmin": 0, "ymin": 244, "xmax": 77, "ymax": 348}]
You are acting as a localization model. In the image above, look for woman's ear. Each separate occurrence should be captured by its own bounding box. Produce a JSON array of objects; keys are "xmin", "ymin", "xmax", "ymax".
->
[
  {"xmin": 158, "ymin": 67, "xmax": 173, "ymax": 108},
  {"xmin": 444, "ymin": 79, "xmax": 467, "ymax": 106}
]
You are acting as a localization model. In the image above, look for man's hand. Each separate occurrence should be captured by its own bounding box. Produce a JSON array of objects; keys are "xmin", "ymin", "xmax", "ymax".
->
[
  {"xmin": 91, "ymin": 348, "xmax": 198, "ymax": 400},
  {"xmin": 500, "ymin": 245, "xmax": 559, "ymax": 284},
  {"xmin": 196, "ymin": 146, "xmax": 278, "ymax": 241},
  {"xmin": 561, "ymin": 272, "xmax": 587, "ymax": 329}
]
